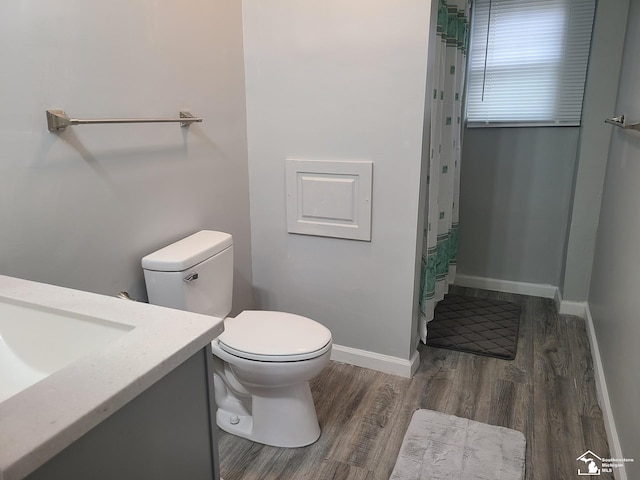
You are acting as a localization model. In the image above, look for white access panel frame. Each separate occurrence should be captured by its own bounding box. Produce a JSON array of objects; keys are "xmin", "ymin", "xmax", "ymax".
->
[{"xmin": 285, "ymin": 159, "xmax": 373, "ymax": 241}]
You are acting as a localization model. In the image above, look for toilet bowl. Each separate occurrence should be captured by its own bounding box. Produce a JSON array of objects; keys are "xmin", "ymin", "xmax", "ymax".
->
[
  {"xmin": 142, "ymin": 231, "xmax": 332, "ymax": 448},
  {"xmin": 212, "ymin": 311, "xmax": 331, "ymax": 447}
]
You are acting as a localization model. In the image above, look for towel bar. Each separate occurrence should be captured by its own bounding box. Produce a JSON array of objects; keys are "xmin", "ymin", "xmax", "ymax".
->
[
  {"xmin": 46, "ymin": 110, "xmax": 202, "ymax": 132},
  {"xmin": 604, "ymin": 114, "xmax": 640, "ymax": 132}
]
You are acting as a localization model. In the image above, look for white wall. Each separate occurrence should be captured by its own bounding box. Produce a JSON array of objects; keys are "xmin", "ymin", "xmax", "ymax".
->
[
  {"xmin": 0, "ymin": 0, "xmax": 253, "ymax": 312},
  {"xmin": 589, "ymin": 0, "xmax": 640, "ymax": 474},
  {"xmin": 242, "ymin": 0, "xmax": 432, "ymax": 360}
]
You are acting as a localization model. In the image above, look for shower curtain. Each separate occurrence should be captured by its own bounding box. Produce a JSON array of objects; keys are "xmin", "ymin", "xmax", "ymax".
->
[{"xmin": 418, "ymin": 0, "xmax": 470, "ymax": 343}]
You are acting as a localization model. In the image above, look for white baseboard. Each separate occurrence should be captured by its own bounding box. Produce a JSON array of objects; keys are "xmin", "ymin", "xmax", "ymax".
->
[
  {"xmin": 330, "ymin": 344, "xmax": 420, "ymax": 378},
  {"xmin": 452, "ymin": 274, "xmax": 588, "ymax": 318},
  {"xmin": 584, "ymin": 304, "xmax": 627, "ymax": 480},
  {"xmin": 454, "ymin": 274, "xmax": 559, "ymax": 299}
]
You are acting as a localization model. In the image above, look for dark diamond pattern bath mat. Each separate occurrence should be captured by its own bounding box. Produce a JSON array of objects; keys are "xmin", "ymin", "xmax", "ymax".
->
[{"xmin": 426, "ymin": 295, "xmax": 521, "ymax": 360}]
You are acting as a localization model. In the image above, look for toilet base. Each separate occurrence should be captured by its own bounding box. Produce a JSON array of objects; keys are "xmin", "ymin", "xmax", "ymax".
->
[{"xmin": 216, "ymin": 382, "xmax": 321, "ymax": 448}]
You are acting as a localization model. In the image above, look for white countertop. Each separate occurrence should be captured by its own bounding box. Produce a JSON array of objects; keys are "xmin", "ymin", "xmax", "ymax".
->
[{"xmin": 0, "ymin": 275, "xmax": 224, "ymax": 480}]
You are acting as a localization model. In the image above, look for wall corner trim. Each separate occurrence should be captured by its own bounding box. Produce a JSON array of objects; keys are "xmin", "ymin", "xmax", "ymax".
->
[
  {"xmin": 559, "ymin": 299, "xmax": 588, "ymax": 317},
  {"xmin": 584, "ymin": 304, "xmax": 627, "ymax": 480},
  {"xmin": 330, "ymin": 345, "xmax": 420, "ymax": 378}
]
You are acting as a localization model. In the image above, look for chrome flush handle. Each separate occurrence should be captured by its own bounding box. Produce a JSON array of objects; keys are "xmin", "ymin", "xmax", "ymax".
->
[{"xmin": 183, "ymin": 272, "xmax": 199, "ymax": 283}]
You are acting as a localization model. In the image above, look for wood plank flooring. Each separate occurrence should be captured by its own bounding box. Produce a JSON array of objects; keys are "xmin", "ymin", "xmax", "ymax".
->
[{"xmin": 218, "ymin": 288, "xmax": 612, "ymax": 479}]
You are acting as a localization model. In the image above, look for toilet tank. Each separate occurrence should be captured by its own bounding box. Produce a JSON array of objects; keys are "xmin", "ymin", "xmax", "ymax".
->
[{"xmin": 142, "ymin": 231, "xmax": 233, "ymax": 318}]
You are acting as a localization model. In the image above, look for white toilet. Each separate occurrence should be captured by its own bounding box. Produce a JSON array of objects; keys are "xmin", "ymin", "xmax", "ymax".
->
[{"xmin": 142, "ymin": 230, "xmax": 332, "ymax": 448}]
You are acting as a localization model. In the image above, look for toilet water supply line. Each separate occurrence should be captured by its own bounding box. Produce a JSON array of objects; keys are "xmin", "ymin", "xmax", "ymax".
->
[{"xmin": 116, "ymin": 292, "xmax": 136, "ymax": 301}]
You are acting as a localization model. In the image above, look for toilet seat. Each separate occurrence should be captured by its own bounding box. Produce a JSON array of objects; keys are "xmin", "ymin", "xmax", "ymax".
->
[{"xmin": 218, "ymin": 311, "xmax": 332, "ymax": 362}]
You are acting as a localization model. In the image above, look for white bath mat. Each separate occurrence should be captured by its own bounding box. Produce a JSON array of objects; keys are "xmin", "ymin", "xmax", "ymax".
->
[{"xmin": 390, "ymin": 409, "xmax": 525, "ymax": 480}]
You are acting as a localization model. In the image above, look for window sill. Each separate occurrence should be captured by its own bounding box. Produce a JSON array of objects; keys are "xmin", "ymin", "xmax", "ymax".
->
[{"xmin": 465, "ymin": 121, "xmax": 581, "ymax": 129}]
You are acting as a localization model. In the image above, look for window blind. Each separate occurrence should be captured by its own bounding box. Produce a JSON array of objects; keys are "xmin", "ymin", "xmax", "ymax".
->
[{"xmin": 466, "ymin": 0, "xmax": 596, "ymax": 127}]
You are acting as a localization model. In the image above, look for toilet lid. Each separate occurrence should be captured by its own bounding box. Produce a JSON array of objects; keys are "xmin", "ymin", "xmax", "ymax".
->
[{"xmin": 218, "ymin": 311, "xmax": 332, "ymax": 362}]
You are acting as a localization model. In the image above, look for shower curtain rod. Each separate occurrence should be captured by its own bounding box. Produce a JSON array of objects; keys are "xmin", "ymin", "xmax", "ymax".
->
[{"xmin": 46, "ymin": 109, "xmax": 202, "ymax": 132}]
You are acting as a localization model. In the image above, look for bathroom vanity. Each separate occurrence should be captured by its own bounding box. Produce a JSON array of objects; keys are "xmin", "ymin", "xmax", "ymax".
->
[{"xmin": 0, "ymin": 275, "xmax": 224, "ymax": 480}]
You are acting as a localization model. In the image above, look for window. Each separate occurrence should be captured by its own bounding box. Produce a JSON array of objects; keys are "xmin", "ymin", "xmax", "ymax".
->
[{"xmin": 466, "ymin": 0, "xmax": 596, "ymax": 127}]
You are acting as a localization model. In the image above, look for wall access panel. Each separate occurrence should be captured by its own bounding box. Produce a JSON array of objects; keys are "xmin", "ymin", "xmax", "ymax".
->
[{"xmin": 285, "ymin": 159, "xmax": 373, "ymax": 241}]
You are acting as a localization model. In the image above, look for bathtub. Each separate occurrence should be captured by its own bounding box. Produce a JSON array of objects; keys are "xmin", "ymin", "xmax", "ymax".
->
[{"xmin": 0, "ymin": 275, "xmax": 224, "ymax": 480}]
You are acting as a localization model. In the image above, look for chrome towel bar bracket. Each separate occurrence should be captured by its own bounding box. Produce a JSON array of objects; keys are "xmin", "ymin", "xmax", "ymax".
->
[
  {"xmin": 604, "ymin": 114, "xmax": 640, "ymax": 132},
  {"xmin": 46, "ymin": 109, "xmax": 202, "ymax": 132}
]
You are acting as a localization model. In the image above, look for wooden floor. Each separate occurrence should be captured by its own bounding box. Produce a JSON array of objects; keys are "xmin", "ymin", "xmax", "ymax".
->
[{"xmin": 218, "ymin": 288, "xmax": 612, "ymax": 480}]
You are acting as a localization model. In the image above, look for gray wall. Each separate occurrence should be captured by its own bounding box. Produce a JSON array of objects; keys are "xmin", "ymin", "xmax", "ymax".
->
[
  {"xmin": 242, "ymin": 0, "xmax": 433, "ymax": 360},
  {"xmin": 457, "ymin": 3, "xmax": 629, "ymax": 294},
  {"xmin": 561, "ymin": 0, "xmax": 629, "ymax": 301},
  {"xmin": 589, "ymin": 0, "xmax": 640, "ymax": 473},
  {"xmin": 0, "ymin": 0, "xmax": 253, "ymax": 313},
  {"xmin": 457, "ymin": 127, "xmax": 579, "ymax": 286}
]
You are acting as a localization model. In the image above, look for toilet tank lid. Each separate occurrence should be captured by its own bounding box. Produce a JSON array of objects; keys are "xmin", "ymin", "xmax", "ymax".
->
[{"xmin": 142, "ymin": 231, "xmax": 232, "ymax": 272}]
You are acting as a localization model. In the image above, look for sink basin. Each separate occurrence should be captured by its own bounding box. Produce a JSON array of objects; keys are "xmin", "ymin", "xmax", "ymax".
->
[{"xmin": 0, "ymin": 275, "xmax": 224, "ymax": 480}]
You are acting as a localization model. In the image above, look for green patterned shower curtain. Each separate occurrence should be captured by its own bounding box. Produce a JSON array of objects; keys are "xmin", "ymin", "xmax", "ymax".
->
[{"xmin": 419, "ymin": 0, "xmax": 470, "ymax": 343}]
